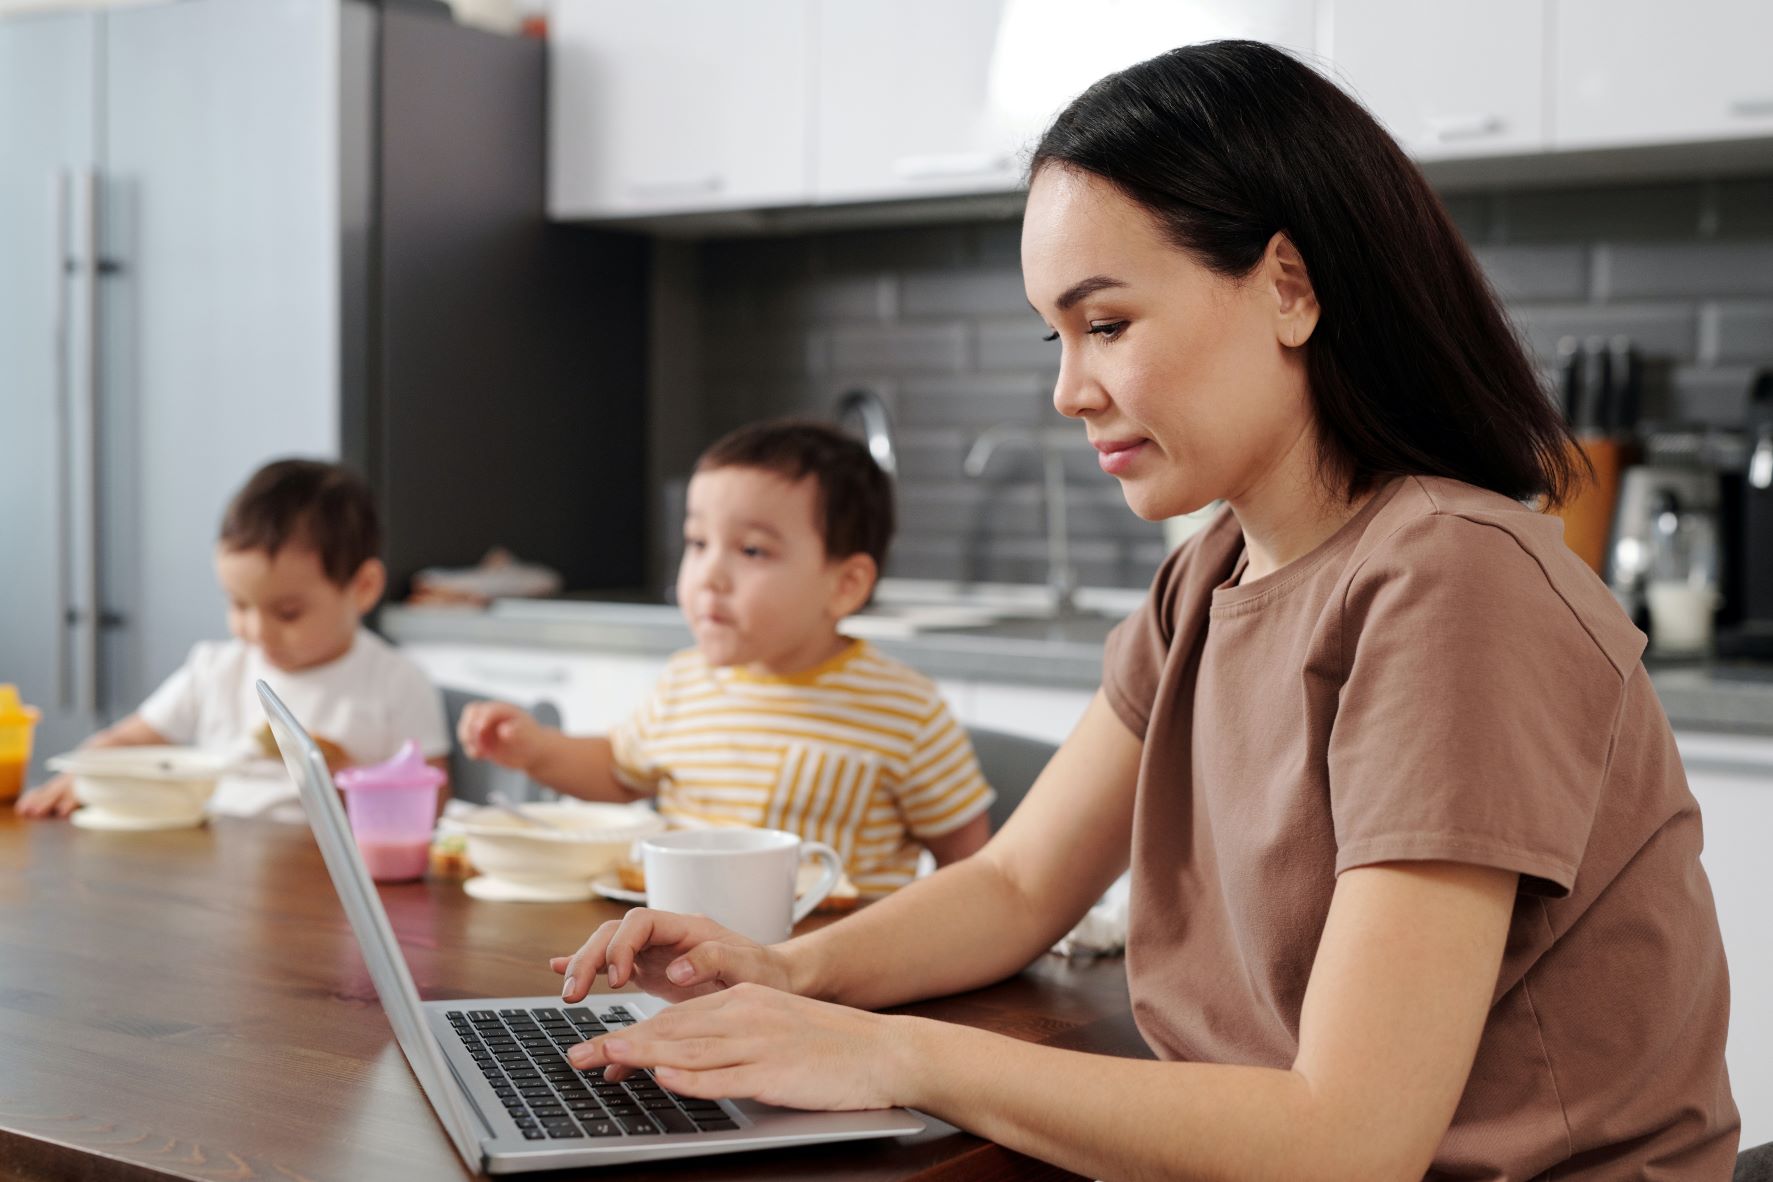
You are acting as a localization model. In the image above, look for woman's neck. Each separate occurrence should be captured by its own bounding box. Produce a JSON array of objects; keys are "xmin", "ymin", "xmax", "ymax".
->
[{"xmin": 1229, "ymin": 428, "xmax": 1370, "ymax": 583}]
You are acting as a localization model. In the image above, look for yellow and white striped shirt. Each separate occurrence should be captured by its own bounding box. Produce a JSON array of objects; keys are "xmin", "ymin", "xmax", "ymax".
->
[{"xmin": 609, "ymin": 639, "xmax": 994, "ymax": 897}]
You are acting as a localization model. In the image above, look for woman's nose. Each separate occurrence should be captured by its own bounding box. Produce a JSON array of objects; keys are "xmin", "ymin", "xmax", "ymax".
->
[{"xmin": 1052, "ymin": 354, "xmax": 1107, "ymax": 419}]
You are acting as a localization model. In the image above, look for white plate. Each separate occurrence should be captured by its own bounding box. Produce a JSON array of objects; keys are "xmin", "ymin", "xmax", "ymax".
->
[
  {"xmin": 49, "ymin": 746, "xmax": 241, "ymax": 780},
  {"xmin": 464, "ymin": 874, "xmax": 597, "ymax": 903},
  {"xmin": 70, "ymin": 808, "xmax": 205, "ymax": 832},
  {"xmin": 589, "ymin": 871, "xmax": 646, "ymax": 905}
]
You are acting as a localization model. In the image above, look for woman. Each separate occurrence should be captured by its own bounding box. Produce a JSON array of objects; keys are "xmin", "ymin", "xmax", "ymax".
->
[{"xmin": 550, "ymin": 42, "xmax": 1739, "ymax": 1180}]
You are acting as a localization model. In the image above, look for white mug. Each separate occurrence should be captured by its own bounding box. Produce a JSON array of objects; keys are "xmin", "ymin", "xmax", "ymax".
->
[{"xmin": 640, "ymin": 828, "xmax": 843, "ymax": 945}]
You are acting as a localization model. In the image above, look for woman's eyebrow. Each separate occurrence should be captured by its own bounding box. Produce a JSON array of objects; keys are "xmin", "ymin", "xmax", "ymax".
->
[{"xmin": 1054, "ymin": 275, "xmax": 1128, "ymax": 312}]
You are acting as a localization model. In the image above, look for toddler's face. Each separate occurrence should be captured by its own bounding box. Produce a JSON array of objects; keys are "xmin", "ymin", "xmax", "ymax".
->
[
  {"xmin": 676, "ymin": 466, "xmax": 870, "ymax": 673},
  {"xmin": 214, "ymin": 543, "xmax": 381, "ymax": 672}
]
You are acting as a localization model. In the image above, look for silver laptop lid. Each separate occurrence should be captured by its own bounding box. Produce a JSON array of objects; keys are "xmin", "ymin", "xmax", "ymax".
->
[{"xmin": 257, "ymin": 681, "xmax": 484, "ymax": 1170}]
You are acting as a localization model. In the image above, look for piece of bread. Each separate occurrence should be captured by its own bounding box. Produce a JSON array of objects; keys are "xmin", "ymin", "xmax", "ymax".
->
[
  {"xmin": 256, "ymin": 722, "xmax": 351, "ymax": 775},
  {"xmin": 614, "ymin": 856, "xmax": 861, "ymax": 913}
]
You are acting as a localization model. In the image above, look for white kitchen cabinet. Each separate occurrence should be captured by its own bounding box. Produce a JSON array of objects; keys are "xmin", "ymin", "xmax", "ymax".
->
[
  {"xmin": 812, "ymin": 0, "xmax": 1318, "ymax": 205},
  {"xmin": 1675, "ymin": 731, "xmax": 1773, "ymax": 1149},
  {"xmin": 1323, "ymin": 0, "xmax": 1547, "ymax": 160},
  {"xmin": 965, "ymin": 680, "xmax": 1092, "ymax": 745},
  {"xmin": 1553, "ymin": 0, "xmax": 1773, "ymax": 151},
  {"xmin": 400, "ymin": 642, "xmax": 668, "ymax": 735},
  {"xmin": 548, "ymin": 0, "xmax": 812, "ymax": 218}
]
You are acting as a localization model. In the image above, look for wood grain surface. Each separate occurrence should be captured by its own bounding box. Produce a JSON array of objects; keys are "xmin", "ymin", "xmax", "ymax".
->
[{"xmin": 0, "ymin": 813, "xmax": 1145, "ymax": 1181}]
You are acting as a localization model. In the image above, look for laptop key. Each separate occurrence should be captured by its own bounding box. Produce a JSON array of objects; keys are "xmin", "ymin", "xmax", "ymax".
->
[
  {"xmin": 546, "ymin": 1127, "xmax": 585, "ymax": 1140},
  {"xmin": 639, "ymin": 1098, "xmax": 678, "ymax": 1111},
  {"xmin": 693, "ymin": 1117, "xmax": 739, "ymax": 1132},
  {"xmin": 521, "ymin": 1128, "xmax": 547, "ymax": 1140},
  {"xmin": 532, "ymin": 1008, "xmax": 563, "ymax": 1021},
  {"xmin": 615, "ymin": 1114, "xmax": 659, "ymax": 1135},
  {"xmin": 582, "ymin": 1120, "xmax": 620, "ymax": 1138},
  {"xmin": 651, "ymin": 1108, "xmax": 697, "ymax": 1134}
]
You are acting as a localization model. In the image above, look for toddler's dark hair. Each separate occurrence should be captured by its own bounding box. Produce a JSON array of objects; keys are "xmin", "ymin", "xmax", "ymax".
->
[
  {"xmin": 219, "ymin": 458, "xmax": 381, "ymax": 586},
  {"xmin": 696, "ymin": 419, "xmax": 894, "ymax": 571}
]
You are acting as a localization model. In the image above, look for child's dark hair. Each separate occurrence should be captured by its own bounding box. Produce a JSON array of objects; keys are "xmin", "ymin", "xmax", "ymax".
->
[
  {"xmin": 218, "ymin": 459, "xmax": 381, "ymax": 586},
  {"xmin": 696, "ymin": 419, "xmax": 894, "ymax": 570},
  {"xmin": 1032, "ymin": 40, "xmax": 1585, "ymax": 507}
]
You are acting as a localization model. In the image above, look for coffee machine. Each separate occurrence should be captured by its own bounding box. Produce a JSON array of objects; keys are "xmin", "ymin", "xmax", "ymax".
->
[{"xmin": 1717, "ymin": 372, "xmax": 1773, "ymax": 659}]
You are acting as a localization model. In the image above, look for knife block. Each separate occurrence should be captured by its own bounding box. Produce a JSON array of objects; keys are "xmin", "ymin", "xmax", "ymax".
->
[{"xmin": 1552, "ymin": 436, "xmax": 1626, "ymax": 574}]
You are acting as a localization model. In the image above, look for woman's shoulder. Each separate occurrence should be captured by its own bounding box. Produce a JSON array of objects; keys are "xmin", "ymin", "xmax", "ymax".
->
[{"xmin": 1346, "ymin": 476, "xmax": 1645, "ymax": 677}]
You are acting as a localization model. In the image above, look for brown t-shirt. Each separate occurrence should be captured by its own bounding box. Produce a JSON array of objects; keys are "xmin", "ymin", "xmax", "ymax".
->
[{"xmin": 1104, "ymin": 475, "xmax": 1738, "ymax": 1180}]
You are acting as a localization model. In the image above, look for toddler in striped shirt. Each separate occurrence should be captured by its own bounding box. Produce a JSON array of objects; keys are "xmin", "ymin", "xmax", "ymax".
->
[{"xmin": 459, "ymin": 420, "xmax": 994, "ymax": 897}]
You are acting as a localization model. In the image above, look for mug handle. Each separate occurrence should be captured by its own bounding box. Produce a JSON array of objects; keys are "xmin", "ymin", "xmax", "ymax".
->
[{"xmin": 790, "ymin": 841, "xmax": 844, "ymax": 926}]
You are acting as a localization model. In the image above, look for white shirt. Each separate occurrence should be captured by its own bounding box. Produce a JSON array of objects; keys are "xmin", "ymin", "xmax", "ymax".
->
[{"xmin": 138, "ymin": 629, "xmax": 449, "ymax": 767}]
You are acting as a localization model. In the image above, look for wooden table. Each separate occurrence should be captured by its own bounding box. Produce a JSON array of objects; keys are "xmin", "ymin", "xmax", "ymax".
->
[{"xmin": 0, "ymin": 813, "xmax": 1146, "ymax": 1181}]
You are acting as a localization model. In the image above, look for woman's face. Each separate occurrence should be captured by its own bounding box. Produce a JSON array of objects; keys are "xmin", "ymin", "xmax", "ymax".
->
[{"xmin": 1021, "ymin": 166, "xmax": 1318, "ymax": 521}]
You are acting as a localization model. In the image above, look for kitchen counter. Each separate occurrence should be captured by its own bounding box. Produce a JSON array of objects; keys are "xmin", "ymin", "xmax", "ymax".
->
[
  {"xmin": 380, "ymin": 599, "xmax": 1111, "ymax": 691},
  {"xmin": 379, "ymin": 600, "xmax": 1773, "ymax": 736}
]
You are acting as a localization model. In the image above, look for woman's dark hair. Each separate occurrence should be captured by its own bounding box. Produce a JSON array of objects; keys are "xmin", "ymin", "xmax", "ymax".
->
[
  {"xmin": 219, "ymin": 458, "xmax": 381, "ymax": 586},
  {"xmin": 1031, "ymin": 40, "xmax": 1585, "ymax": 507},
  {"xmin": 696, "ymin": 419, "xmax": 895, "ymax": 571}
]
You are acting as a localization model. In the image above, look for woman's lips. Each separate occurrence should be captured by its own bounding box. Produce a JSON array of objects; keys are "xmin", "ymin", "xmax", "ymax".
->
[{"xmin": 1094, "ymin": 438, "xmax": 1147, "ymax": 476}]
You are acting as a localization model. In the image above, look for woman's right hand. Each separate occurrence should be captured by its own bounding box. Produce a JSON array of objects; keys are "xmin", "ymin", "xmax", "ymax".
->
[
  {"xmin": 551, "ymin": 909, "xmax": 795, "ymax": 1005},
  {"xmin": 456, "ymin": 700, "xmax": 544, "ymax": 770},
  {"xmin": 13, "ymin": 773, "xmax": 78, "ymax": 818}
]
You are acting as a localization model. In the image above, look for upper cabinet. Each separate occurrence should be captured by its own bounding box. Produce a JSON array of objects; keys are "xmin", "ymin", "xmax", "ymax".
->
[
  {"xmin": 549, "ymin": 0, "xmax": 812, "ymax": 218},
  {"xmin": 549, "ymin": 0, "xmax": 1773, "ymax": 222},
  {"xmin": 1553, "ymin": 0, "xmax": 1773, "ymax": 150},
  {"xmin": 811, "ymin": 0, "xmax": 1316, "ymax": 205},
  {"xmin": 1325, "ymin": 0, "xmax": 1547, "ymax": 160}
]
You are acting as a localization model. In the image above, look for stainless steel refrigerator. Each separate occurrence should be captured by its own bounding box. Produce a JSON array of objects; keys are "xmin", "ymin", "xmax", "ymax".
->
[{"xmin": 0, "ymin": 0, "xmax": 648, "ymax": 779}]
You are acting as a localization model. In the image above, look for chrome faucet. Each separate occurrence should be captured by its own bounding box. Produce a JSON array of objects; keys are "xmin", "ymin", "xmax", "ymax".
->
[
  {"xmin": 963, "ymin": 424, "xmax": 1077, "ymax": 616},
  {"xmin": 834, "ymin": 388, "xmax": 897, "ymax": 478}
]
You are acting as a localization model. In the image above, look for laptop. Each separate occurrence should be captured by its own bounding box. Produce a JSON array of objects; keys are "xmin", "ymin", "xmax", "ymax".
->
[{"xmin": 256, "ymin": 681, "xmax": 925, "ymax": 1174}]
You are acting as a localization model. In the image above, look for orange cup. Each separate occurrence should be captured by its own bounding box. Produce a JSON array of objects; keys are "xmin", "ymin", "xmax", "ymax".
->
[{"xmin": 0, "ymin": 684, "xmax": 42, "ymax": 803}]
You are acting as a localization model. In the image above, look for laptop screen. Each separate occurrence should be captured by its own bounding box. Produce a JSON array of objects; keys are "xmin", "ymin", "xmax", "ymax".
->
[{"xmin": 256, "ymin": 680, "xmax": 484, "ymax": 1168}]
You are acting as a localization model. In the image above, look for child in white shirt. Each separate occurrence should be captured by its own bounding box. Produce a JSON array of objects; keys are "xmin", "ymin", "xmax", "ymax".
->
[{"xmin": 16, "ymin": 458, "xmax": 448, "ymax": 818}]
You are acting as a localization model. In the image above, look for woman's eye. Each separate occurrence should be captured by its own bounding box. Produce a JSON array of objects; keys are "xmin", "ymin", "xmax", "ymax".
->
[
  {"xmin": 1041, "ymin": 329, "xmax": 1058, "ymax": 342},
  {"xmin": 1088, "ymin": 320, "xmax": 1128, "ymax": 340},
  {"xmin": 742, "ymin": 546, "xmax": 769, "ymax": 559},
  {"xmin": 684, "ymin": 538, "xmax": 706, "ymax": 551}
]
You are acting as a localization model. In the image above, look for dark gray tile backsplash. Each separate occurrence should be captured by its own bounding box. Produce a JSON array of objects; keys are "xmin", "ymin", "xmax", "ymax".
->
[{"xmin": 664, "ymin": 174, "xmax": 1773, "ymax": 591}]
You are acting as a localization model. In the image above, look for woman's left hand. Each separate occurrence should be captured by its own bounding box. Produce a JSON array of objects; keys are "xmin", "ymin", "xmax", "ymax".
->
[{"xmin": 566, "ymin": 982, "xmax": 915, "ymax": 1112}]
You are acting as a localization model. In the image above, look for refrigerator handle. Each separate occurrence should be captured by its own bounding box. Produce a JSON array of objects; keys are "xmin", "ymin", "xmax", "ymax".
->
[
  {"xmin": 51, "ymin": 170, "xmax": 75, "ymax": 712},
  {"xmin": 73, "ymin": 167, "xmax": 102, "ymax": 719}
]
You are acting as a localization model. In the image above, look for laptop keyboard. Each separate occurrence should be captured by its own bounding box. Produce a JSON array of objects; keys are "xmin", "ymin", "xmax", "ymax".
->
[{"xmin": 447, "ymin": 1005, "xmax": 741, "ymax": 1141}]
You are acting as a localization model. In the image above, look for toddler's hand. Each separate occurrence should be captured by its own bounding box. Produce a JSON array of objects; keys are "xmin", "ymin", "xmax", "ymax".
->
[
  {"xmin": 14, "ymin": 773, "xmax": 79, "ymax": 818},
  {"xmin": 457, "ymin": 700, "xmax": 545, "ymax": 771}
]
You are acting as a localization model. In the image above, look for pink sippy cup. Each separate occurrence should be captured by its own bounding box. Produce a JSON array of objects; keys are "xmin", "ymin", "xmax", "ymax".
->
[{"xmin": 334, "ymin": 741, "xmax": 443, "ymax": 883}]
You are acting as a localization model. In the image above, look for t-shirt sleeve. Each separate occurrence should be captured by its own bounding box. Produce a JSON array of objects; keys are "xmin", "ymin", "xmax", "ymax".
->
[
  {"xmin": 607, "ymin": 674, "xmax": 669, "ymax": 795},
  {"xmin": 894, "ymin": 697, "xmax": 995, "ymax": 838},
  {"xmin": 384, "ymin": 656, "xmax": 450, "ymax": 760},
  {"xmin": 136, "ymin": 646, "xmax": 204, "ymax": 744},
  {"xmin": 1102, "ymin": 545, "xmax": 1191, "ymax": 740},
  {"xmin": 1329, "ymin": 515, "xmax": 1624, "ymax": 897}
]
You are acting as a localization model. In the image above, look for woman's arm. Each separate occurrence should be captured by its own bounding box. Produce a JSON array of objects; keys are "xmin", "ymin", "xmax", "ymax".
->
[
  {"xmin": 575, "ymin": 858, "xmax": 1517, "ymax": 1182},
  {"xmin": 920, "ymin": 812, "xmax": 989, "ymax": 866},
  {"xmin": 560, "ymin": 691, "xmax": 1141, "ymax": 1008}
]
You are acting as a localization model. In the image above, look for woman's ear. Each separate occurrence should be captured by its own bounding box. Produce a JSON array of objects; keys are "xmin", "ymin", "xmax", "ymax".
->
[
  {"xmin": 827, "ymin": 552, "xmax": 878, "ymax": 620},
  {"xmin": 1266, "ymin": 231, "xmax": 1320, "ymax": 349},
  {"xmin": 349, "ymin": 557, "xmax": 388, "ymax": 615}
]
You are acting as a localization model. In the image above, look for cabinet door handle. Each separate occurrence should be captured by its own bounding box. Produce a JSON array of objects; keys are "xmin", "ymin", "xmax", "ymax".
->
[
  {"xmin": 1424, "ymin": 114, "xmax": 1504, "ymax": 143},
  {"xmin": 891, "ymin": 151, "xmax": 1014, "ymax": 181},
  {"xmin": 626, "ymin": 175, "xmax": 724, "ymax": 200},
  {"xmin": 1729, "ymin": 97, "xmax": 1773, "ymax": 119},
  {"xmin": 463, "ymin": 660, "xmax": 572, "ymax": 688}
]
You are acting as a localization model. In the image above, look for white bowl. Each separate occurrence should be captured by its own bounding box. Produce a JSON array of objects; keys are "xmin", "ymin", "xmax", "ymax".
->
[
  {"xmin": 450, "ymin": 802, "xmax": 665, "ymax": 888},
  {"xmin": 49, "ymin": 746, "xmax": 237, "ymax": 828}
]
